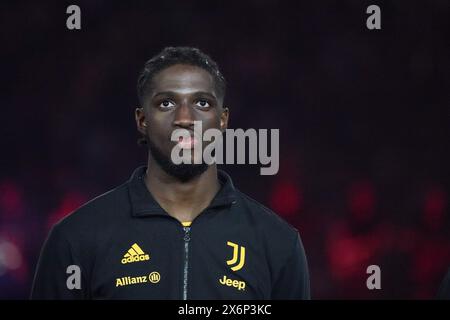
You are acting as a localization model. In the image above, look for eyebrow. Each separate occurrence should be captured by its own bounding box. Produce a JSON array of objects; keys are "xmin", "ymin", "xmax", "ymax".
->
[{"xmin": 152, "ymin": 91, "xmax": 217, "ymax": 100}]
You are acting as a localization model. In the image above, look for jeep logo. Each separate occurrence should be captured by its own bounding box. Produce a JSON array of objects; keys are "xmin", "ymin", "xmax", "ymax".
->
[{"xmin": 219, "ymin": 275, "xmax": 246, "ymax": 291}]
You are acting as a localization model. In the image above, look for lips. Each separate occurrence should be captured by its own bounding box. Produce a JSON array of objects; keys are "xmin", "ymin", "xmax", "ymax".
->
[{"xmin": 177, "ymin": 135, "xmax": 198, "ymax": 149}]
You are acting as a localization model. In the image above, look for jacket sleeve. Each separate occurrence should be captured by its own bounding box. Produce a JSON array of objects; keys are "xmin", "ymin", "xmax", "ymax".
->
[
  {"xmin": 30, "ymin": 224, "xmax": 88, "ymax": 299},
  {"xmin": 271, "ymin": 232, "xmax": 311, "ymax": 300},
  {"xmin": 437, "ymin": 268, "xmax": 450, "ymax": 300}
]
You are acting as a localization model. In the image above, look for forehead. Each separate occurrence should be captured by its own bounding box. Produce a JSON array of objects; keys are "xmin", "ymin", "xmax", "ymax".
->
[{"xmin": 150, "ymin": 64, "xmax": 216, "ymax": 96}]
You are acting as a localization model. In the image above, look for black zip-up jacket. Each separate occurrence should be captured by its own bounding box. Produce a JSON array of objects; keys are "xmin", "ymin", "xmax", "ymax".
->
[
  {"xmin": 437, "ymin": 268, "xmax": 450, "ymax": 299},
  {"xmin": 31, "ymin": 166, "xmax": 310, "ymax": 300}
]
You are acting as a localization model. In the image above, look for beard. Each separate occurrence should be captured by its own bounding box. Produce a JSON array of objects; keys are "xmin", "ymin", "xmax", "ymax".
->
[{"xmin": 146, "ymin": 136, "xmax": 208, "ymax": 182}]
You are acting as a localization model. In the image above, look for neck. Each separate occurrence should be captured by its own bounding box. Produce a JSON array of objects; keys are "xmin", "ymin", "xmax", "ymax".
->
[{"xmin": 144, "ymin": 156, "xmax": 221, "ymax": 223}]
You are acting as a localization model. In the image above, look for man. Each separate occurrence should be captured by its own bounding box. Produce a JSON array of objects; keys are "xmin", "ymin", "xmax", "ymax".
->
[{"xmin": 31, "ymin": 47, "xmax": 310, "ymax": 299}]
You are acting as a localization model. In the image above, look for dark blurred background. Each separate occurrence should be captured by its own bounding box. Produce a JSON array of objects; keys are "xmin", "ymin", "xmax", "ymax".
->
[{"xmin": 0, "ymin": 0, "xmax": 449, "ymax": 299}]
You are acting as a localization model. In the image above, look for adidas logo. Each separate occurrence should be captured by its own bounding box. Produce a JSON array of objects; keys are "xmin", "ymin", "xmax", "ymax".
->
[{"xmin": 121, "ymin": 243, "xmax": 150, "ymax": 264}]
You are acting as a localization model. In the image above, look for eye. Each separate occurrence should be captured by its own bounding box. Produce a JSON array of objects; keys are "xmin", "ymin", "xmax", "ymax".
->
[
  {"xmin": 196, "ymin": 100, "xmax": 211, "ymax": 108},
  {"xmin": 159, "ymin": 100, "xmax": 175, "ymax": 109}
]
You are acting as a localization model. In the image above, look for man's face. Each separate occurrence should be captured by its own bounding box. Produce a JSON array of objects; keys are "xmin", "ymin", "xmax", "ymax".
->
[{"xmin": 135, "ymin": 64, "xmax": 228, "ymax": 180}]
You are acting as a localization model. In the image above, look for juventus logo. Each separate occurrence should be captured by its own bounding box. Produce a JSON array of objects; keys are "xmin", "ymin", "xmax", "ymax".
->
[{"xmin": 226, "ymin": 241, "xmax": 246, "ymax": 271}]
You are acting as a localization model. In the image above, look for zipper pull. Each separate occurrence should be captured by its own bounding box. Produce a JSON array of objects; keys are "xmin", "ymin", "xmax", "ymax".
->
[{"xmin": 183, "ymin": 226, "xmax": 191, "ymax": 242}]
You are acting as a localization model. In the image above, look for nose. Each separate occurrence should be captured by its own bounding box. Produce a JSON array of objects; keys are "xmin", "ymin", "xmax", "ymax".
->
[{"xmin": 173, "ymin": 102, "xmax": 195, "ymax": 129}]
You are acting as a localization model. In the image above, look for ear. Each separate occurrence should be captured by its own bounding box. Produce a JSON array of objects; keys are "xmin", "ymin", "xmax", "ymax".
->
[
  {"xmin": 135, "ymin": 107, "xmax": 147, "ymax": 135},
  {"xmin": 220, "ymin": 107, "xmax": 229, "ymax": 132}
]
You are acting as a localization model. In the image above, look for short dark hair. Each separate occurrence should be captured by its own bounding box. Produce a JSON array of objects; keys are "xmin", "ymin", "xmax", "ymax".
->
[{"xmin": 137, "ymin": 47, "xmax": 226, "ymax": 105}]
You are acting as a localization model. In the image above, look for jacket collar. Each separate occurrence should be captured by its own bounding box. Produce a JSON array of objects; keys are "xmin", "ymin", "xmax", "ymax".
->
[{"xmin": 127, "ymin": 166, "xmax": 237, "ymax": 218}]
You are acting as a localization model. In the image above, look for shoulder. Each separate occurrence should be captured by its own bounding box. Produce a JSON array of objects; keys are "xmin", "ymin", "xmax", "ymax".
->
[
  {"xmin": 236, "ymin": 190, "xmax": 298, "ymax": 233},
  {"xmin": 438, "ymin": 268, "xmax": 450, "ymax": 299},
  {"xmin": 53, "ymin": 182, "xmax": 130, "ymax": 240},
  {"xmin": 235, "ymin": 190, "xmax": 302, "ymax": 252}
]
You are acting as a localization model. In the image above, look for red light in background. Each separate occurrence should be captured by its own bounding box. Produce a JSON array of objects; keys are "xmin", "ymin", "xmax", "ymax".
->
[
  {"xmin": 0, "ymin": 180, "xmax": 24, "ymax": 218},
  {"xmin": 327, "ymin": 235, "xmax": 372, "ymax": 281},
  {"xmin": 46, "ymin": 191, "xmax": 87, "ymax": 229},
  {"xmin": 423, "ymin": 187, "xmax": 447, "ymax": 231},
  {"xmin": 269, "ymin": 180, "xmax": 303, "ymax": 217},
  {"xmin": 347, "ymin": 181, "xmax": 376, "ymax": 223}
]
